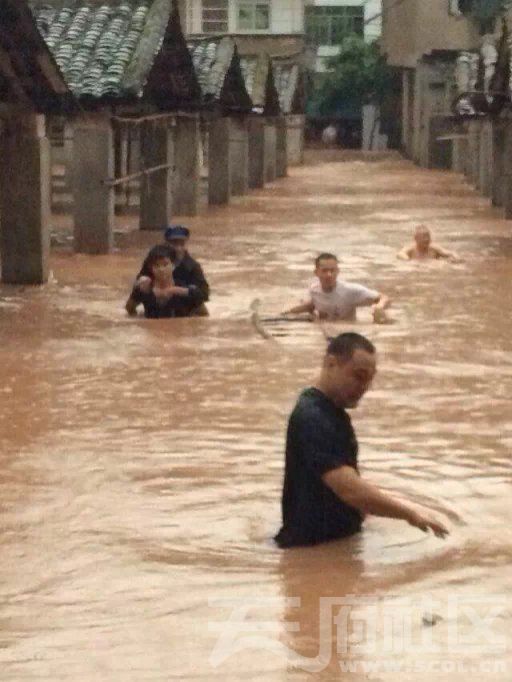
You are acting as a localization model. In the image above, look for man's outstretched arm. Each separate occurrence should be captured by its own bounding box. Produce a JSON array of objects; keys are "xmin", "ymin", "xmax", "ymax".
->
[
  {"xmin": 397, "ymin": 245, "xmax": 413, "ymax": 260},
  {"xmin": 282, "ymin": 300, "xmax": 315, "ymax": 316},
  {"xmin": 322, "ymin": 465, "xmax": 448, "ymax": 537},
  {"xmin": 432, "ymin": 244, "xmax": 461, "ymax": 262}
]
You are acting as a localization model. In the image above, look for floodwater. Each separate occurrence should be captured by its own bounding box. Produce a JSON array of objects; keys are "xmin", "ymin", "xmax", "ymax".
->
[{"xmin": 0, "ymin": 150, "xmax": 511, "ymax": 681}]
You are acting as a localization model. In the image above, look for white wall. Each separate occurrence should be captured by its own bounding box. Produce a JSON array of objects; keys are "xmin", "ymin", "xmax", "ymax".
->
[
  {"xmin": 187, "ymin": 0, "xmax": 304, "ymax": 35},
  {"xmin": 271, "ymin": 0, "xmax": 304, "ymax": 33}
]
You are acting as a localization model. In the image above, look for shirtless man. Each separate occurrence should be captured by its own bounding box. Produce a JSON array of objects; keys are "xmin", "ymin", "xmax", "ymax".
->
[
  {"xmin": 282, "ymin": 253, "xmax": 390, "ymax": 323},
  {"xmin": 397, "ymin": 225, "xmax": 460, "ymax": 262}
]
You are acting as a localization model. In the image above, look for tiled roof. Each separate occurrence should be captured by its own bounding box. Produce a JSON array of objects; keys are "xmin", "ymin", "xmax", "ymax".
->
[
  {"xmin": 0, "ymin": 0, "xmax": 71, "ymax": 111},
  {"xmin": 32, "ymin": 0, "xmax": 155, "ymax": 99},
  {"xmin": 188, "ymin": 37, "xmax": 252, "ymax": 111},
  {"xmin": 188, "ymin": 38, "xmax": 229, "ymax": 99},
  {"xmin": 240, "ymin": 53, "xmax": 280, "ymax": 115},
  {"xmin": 30, "ymin": 0, "xmax": 199, "ymax": 106},
  {"xmin": 240, "ymin": 55, "xmax": 258, "ymax": 102}
]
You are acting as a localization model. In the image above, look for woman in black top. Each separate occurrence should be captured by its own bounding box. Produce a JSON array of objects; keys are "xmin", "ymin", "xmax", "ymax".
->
[{"xmin": 125, "ymin": 245, "xmax": 201, "ymax": 319}]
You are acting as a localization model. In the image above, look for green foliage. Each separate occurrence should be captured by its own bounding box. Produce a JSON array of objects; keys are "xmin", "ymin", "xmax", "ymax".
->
[{"xmin": 311, "ymin": 35, "xmax": 395, "ymax": 117}]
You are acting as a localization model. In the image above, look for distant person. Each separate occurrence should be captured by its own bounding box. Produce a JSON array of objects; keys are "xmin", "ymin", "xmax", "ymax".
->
[
  {"xmin": 136, "ymin": 225, "xmax": 209, "ymax": 316},
  {"xmin": 125, "ymin": 245, "xmax": 202, "ymax": 319},
  {"xmin": 282, "ymin": 253, "xmax": 390, "ymax": 323},
  {"xmin": 397, "ymin": 225, "xmax": 460, "ymax": 262},
  {"xmin": 275, "ymin": 332, "xmax": 449, "ymax": 548},
  {"xmin": 321, "ymin": 124, "xmax": 338, "ymax": 146}
]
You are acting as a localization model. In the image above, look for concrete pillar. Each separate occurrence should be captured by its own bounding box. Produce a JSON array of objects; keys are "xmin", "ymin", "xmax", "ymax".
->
[
  {"xmin": 479, "ymin": 120, "xmax": 493, "ymax": 197},
  {"xmin": 402, "ymin": 69, "xmax": 411, "ymax": 153},
  {"xmin": 0, "ymin": 114, "xmax": 50, "ymax": 284},
  {"xmin": 248, "ymin": 117, "xmax": 265, "ymax": 189},
  {"xmin": 503, "ymin": 123, "xmax": 512, "ymax": 219},
  {"xmin": 63, "ymin": 121, "xmax": 73, "ymax": 191},
  {"xmin": 208, "ymin": 117, "xmax": 231, "ymax": 205},
  {"xmin": 139, "ymin": 121, "xmax": 173, "ymax": 231},
  {"xmin": 492, "ymin": 122, "xmax": 505, "ymax": 207},
  {"xmin": 126, "ymin": 127, "xmax": 141, "ymax": 214},
  {"xmin": 229, "ymin": 117, "xmax": 249, "ymax": 196},
  {"xmin": 174, "ymin": 116, "xmax": 200, "ymax": 216},
  {"xmin": 286, "ymin": 114, "xmax": 305, "ymax": 165},
  {"xmin": 72, "ymin": 113, "xmax": 114, "ymax": 254},
  {"xmin": 264, "ymin": 122, "xmax": 277, "ymax": 183},
  {"xmin": 466, "ymin": 120, "xmax": 480, "ymax": 186},
  {"xmin": 115, "ymin": 123, "xmax": 129, "ymax": 211},
  {"xmin": 412, "ymin": 63, "xmax": 424, "ymax": 164},
  {"xmin": 275, "ymin": 117, "xmax": 288, "ymax": 178},
  {"xmin": 452, "ymin": 137, "xmax": 467, "ymax": 173}
]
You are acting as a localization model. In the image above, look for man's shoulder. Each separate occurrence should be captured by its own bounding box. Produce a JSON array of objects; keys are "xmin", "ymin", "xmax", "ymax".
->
[
  {"xmin": 336, "ymin": 280, "xmax": 363, "ymax": 292},
  {"xmin": 292, "ymin": 389, "xmax": 341, "ymax": 426}
]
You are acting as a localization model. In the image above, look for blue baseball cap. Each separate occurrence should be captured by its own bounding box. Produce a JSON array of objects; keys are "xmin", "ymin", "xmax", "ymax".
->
[{"xmin": 164, "ymin": 225, "xmax": 190, "ymax": 241}]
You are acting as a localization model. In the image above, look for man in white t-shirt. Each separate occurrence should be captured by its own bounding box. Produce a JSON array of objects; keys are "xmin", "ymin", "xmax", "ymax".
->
[{"xmin": 282, "ymin": 253, "xmax": 390, "ymax": 322}]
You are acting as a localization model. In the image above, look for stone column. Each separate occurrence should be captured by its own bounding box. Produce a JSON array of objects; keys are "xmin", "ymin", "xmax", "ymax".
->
[
  {"xmin": 492, "ymin": 122, "xmax": 505, "ymax": 207},
  {"xmin": 402, "ymin": 68, "xmax": 411, "ymax": 153},
  {"xmin": 115, "ymin": 123, "xmax": 129, "ymax": 212},
  {"xmin": 479, "ymin": 120, "xmax": 493, "ymax": 197},
  {"xmin": 466, "ymin": 120, "xmax": 480, "ymax": 186},
  {"xmin": 452, "ymin": 136, "xmax": 467, "ymax": 174},
  {"xmin": 63, "ymin": 121, "xmax": 73, "ymax": 191},
  {"xmin": 275, "ymin": 116, "xmax": 288, "ymax": 178},
  {"xmin": 412, "ymin": 63, "xmax": 424, "ymax": 165},
  {"xmin": 174, "ymin": 116, "xmax": 200, "ymax": 216},
  {"xmin": 248, "ymin": 117, "xmax": 265, "ymax": 189},
  {"xmin": 230, "ymin": 117, "xmax": 249, "ymax": 196},
  {"xmin": 72, "ymin": 113, "xmax": 115, "ymax": 253},
  {"xmin": 208, "ymin": 117, "xmax": 231, "ymax": 205},
  {"xmin": 264, "ymin": 121, "xmax": 277, "ymax": 183},
  {"xmin": 139, "ymin": 121, "xmax": 173, "ymax": 231},
  {"xmin": 0, "ymin": 114, "xmax": 50, "ymax": 284},
  {"xmin": 286, "ymin": 114, "xmax": 305, "ymax": 166},
  {"xmin": 503, "ymin": 122, "xmax": 512, "ymax": 219}
]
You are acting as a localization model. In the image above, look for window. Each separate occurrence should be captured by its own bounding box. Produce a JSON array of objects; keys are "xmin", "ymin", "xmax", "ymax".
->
[
  {"xmin": 237, "ymin": 0, "xmax": 270, "ymax": 31},
  {"xmin": 202, "ymin": 0, "xmax": 228, "ymax": 33},
  {"xmin": 305, "ymin": 6, "xmax": 364, "ymax": 46},
  {"xmin": 449, "ymin": 0, "xmax": 472, "ymax": 15}
]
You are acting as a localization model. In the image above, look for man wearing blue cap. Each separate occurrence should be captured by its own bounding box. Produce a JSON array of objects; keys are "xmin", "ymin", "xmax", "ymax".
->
[{"xmin": 133, "ymin": 225, "xmax": 209, "ymax": 317}]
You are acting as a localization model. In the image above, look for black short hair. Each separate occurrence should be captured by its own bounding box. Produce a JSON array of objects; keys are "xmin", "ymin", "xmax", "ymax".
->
[
  {"xmin": 327, "ymin": 333, "xmax": 375, "ymax": 361},
  {"xmin": 142, "ymin": 245, "xmax": 174, "ymax": 278},
  {"xmin": 315, "ymin": 253, "xmax": 338, "ymax": 268}
]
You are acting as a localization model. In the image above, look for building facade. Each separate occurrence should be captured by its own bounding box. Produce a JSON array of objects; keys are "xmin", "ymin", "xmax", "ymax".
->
[
  {"xmin": 305, "ymin": 0, "xmax": 381, "ymax": 72},
  {"xmin": 180, "ymin": 0, "xmax": 304, "ymax": 36},
  {"xmin": 381, "ymin": 0, "xmax": 480, "ymax": 162}
]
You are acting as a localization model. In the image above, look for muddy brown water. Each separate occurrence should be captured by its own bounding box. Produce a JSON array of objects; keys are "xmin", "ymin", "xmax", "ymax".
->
[{"xmin": 0, "ymin": 151, "xmax": 511, "ymax": 680}]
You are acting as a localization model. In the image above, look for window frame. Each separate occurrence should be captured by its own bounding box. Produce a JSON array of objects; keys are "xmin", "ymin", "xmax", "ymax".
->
[
  {"xmin": 202, "ymin": 0, "xmax": 229, "ymax": 33},
  {"xmin": 236, "ymin": 0, "xmax": 271, "ymax": 32},
  {"xmin": 304, "ymin": 5, "xmax": 365, "ymax": 46}
]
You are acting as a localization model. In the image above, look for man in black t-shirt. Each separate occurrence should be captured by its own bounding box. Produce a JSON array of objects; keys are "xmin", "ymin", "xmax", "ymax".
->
[{"xmin": 275, "ymin": 333, "xmax": 449, "ymax": 548}]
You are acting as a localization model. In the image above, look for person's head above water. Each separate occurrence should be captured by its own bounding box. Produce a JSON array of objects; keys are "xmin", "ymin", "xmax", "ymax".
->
[
  {"xmin": 414, "ymin": 225, "xmax": 432, "ymax": 253},
  {"xmin": 315, "ymin": 253, "xmax": 339, "ymax": 292},
  {"xmin": 317, "ymin": 332, "xmax": 377, "ymax": 409},
  {"xmin": 144, "ymin": 245, "xmax": 173, "ymax": 283},
  {"xmin": 164, "ymin": 225, "xmax": 190, "ymax": 261}
]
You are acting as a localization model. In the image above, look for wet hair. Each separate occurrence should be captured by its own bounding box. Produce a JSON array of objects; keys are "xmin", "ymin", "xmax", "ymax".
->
[
  {"xmin": 141, "ymin": 245, "xmax": 173, "ymax": 279},
  {"xmin": 415, "ymin": 224, "xmax": 430, "ymax": 236},
  {"xmin": 326, "ymin": 333, "xmax": 375, "ymax": 362},
  {"xmin": 315, "ymin": 253, "xmax": 338, "ymax": 268}
]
